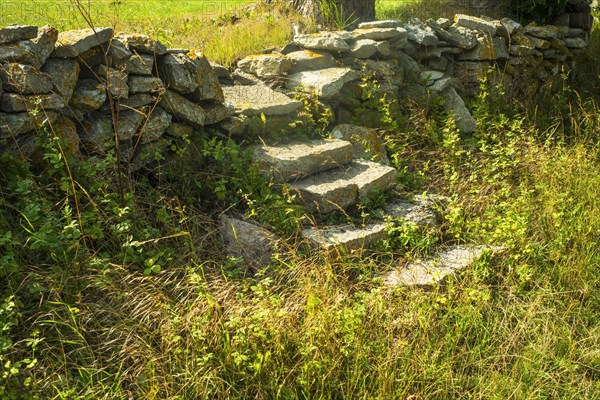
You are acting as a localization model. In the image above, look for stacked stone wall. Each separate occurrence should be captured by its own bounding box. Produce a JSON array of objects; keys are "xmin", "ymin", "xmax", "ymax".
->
[{"xmin": 0, "ymin": 5, "xmax": 594, "ymax": 169}]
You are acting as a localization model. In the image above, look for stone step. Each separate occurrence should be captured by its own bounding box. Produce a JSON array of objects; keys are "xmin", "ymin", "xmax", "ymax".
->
[
  {"xmin": 253, "ymin": 139, "xmax": 354, "ymax": 183},
  {"xmin": 383, "ymin": 245, "xmax": 505, "ymax": 287},
  {"xmin": 302, "ymin": 194, "xmax": 443, "ymax": 251},
  {"xmin": 291, "ymin": 159, "xmax": 397, "ymax": 213}
]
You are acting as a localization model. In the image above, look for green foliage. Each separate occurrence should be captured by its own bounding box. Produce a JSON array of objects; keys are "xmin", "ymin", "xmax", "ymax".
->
[{"xmin": 511, "ymin": 0, "xmax": 568, "ymax": 23}]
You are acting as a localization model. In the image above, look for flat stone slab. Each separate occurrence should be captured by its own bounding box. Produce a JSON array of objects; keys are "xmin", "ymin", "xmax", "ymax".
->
[
  {"xmin": 220, "ymin": 215, "xmax": 279, "ymax": 271},
  {"xmin": 358, "ymin": 20, "xmax": 404, "ymax": 29},
  {"xmin": 0, "ymin": 25, "xmax": 38, "ymax": 45},
  {"xmin": 0, "ymin": 63, "xmax": 53, "ymax": 94},
  {"xmin": 454, "ymin": 14, "xmax": 497, "ymax": 36},
  {"xmin": 384, "ymin": 194, "xmax": 444, "ymax": 228},
  {"xmin": 237, "ymin": 54, "xmax": 292, "ymax": 78},
  {"xmin": 291, "ymin": 159, "xmax": 396, "ymax": 213},
  {"xmin": 384, "ymin": 245, "xmax": 505, "ymax": 287},
  {"xmin": 0, "ymin": 92, "xmax": 64, "ymax": 112},
  {"xmin": 288, "ymin": 67, "xmax": 359, "ymax": 99},
  {"xmin": 222, "ymin": 84, "xmax": 302, "ymax": 116},
  {"xmin": 52, "ymin": 27, "xmax": 113, "ymax": 58},
  {"xmin": 253, "ymin": 139, "xmax": 354, "ymax": 183},
  {"xmin": 287, "ymin": 50, "xmax": 338, "ymax": 74},
  {"xmin": 352, "ymin": 28, "xmax": 401, "ymax": 41},
  {"xmin": 303, "ymin": 222, "xmax": 387, "ymax": 251},
  {"xmin": 294, "ymin": 32, "xmax": 351, "ymax": 52},
  {"xmin": 159, "ymin": 89, "xmax": 206, "ymax": 127}
]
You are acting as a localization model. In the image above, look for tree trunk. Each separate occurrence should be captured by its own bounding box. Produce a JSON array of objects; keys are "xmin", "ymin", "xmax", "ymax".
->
[{"xmin": 292, "ymin": 0, "xmax": 375, "ymax": 29}]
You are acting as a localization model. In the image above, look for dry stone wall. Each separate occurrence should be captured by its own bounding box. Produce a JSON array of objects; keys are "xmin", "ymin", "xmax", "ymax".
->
[{"xmin": 0, "ymin": 5, "xmax": 593, "ymax": 169}]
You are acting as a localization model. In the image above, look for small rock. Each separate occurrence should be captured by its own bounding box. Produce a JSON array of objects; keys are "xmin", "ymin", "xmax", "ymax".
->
[
  {"xmin": 220, "ymin": 215, "xmax": 279, "ymax": 271},
  {"xmin": 128, "ymin": 53, "xmax": 155, "ymax": 75},
  {"xmin": 294, "ymin": 32, "xmax": 351, "ymax": 52},
  {"xmin": 0, "ymin": 40, "xmax": 43, "ymax": 67},
  {"xmin": 404, "ymin": 20, "xmax": 439, "ymax": 46},
  {"xmin": 219, "ymin": 116, "xmax": 248, "ymax": 137},
  {"xmin": 350, "ymin": 39, "xmax": 378, "ymax": 59},
  {"xmin": 237, "ymin": 54, "xmax": 293, "ymax": 78},
  {"xmin": 159, "ymin": 89, "xmax": 206, "ymax": 127},
  {"xmin": 358, "ymin": 20, "xmax": 404, "ymax": 29},
  {"xmin": 139, "ymin": 106, "xmax": 172, "ymax": 143},
  {"xmin": 441, "ymin": 86, "xmax": 477, "ymax": 133},
  {"xmin": 117, "ymin": 109, "xmax": 146, "ymax": 141},
  {"xmin": 0, "ymin": 111, "xmax": 57, "ymax": 139},
  {"xmin": 564, "ymin": 37, "xmax": 587, "ymax": 48},
  {"xmin": 286, "ymin": 50, "xmax": 338, "ymax": 73},
  {"xmin": 331, "ymin": 124, "xmax": 389, "ymax": 163},
  {"xmin": 0, "ymin": 92, "xmax": 64, "ymax": 112},
  {"xmin": 500, "ymin": 18, "xmax": 522, "ymax": 35},
  {"xmin": 97, "ymin": 64, "xmax": 129, "ymax": 99},
  {"xmin": 454, "ymin": 14, "xmax": 497, "ymax": 36},
  {"xmin": 31, "ymin": 25, "xmax": 58, "ymax": 66},
  {"xmin": 107, "ymin": 38, "xmax": 133, "ymax": 67},
  {"xmin": 187, "ymin": 49, "xmax": 224, "ymax": 103},
  {"xmin": 203, "ymin": 102, "xmax": 234, "ymax": 125},
  {"xmin": 114, "ymin": 33, "xmax": 168, "ymax": 55},
  {"xmin": 459, "ymin": 36, "xmax": 508, "ymax": 60},
  {"xmin": 165, "ymin": 121, "xmax": 194, "ymax": 138},
  {"xmin": 353, "ymin": 28, "xmax": 402, "ymax": 41},
  {"xmin": 128, "ymin": 75, "xmax": 164, "ymax": 94},
  {"xmin": 287, "ymin": 67, "xmax": 359, "ymax": 99},
  {"xmin": 42, "ymin": 59, "xmax": 80, "ymax": 102},
  {"xmin": 509, "ymin": 45, "xmax": 543, "ymax": 57},
  {"xmin": 426, "ymin": 19, "xmax": 478, "ymax": 49},
  {"xmin": 222, "ymin": 83, "xmax": 302, "ymax": 116},
  {"xmin": 0, "ymin": 63, "xmax": 53, "ymax": 94},
  {"xmin": 70, "ymin": 79, "xmax": 107, "ymax": 109}
]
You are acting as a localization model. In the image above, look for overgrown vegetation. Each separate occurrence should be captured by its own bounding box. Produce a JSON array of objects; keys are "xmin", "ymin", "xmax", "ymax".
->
[{"xmin": 1, "ymin": 1, "xmax": 599, "ymax": 399}]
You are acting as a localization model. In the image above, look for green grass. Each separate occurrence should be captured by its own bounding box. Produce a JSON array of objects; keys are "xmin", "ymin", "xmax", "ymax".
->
[{"xmin": 1, "ymin": 2, "xmax": 600, "ymax": 400}]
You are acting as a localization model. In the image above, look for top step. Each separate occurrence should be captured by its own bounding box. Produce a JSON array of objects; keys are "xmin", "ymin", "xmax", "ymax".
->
[{"xmin": 253, "ymin": 139, "xmax": 354, "ymax": 183}]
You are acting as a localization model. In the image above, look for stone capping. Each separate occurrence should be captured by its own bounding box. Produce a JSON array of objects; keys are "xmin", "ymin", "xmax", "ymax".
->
[{"xmin": 0, "ymin": 4, "xmax": 592, "ymax": 166}]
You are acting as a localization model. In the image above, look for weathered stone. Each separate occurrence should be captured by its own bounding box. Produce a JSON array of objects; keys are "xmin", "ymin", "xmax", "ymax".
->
[
  {"xmin": 384, "ymin": 245, "xmax": 504, "ymax": 287},
  {"xmin": 107, "ymin": 38, "xmax": 133, "ymax": 67},
  {"xmin": 114, "ymin": 33, "xmax": 168, "ymax": 55},
  {"xmin": 376, "ymin": 40, "xmax": 391, "ymax": 57},
  {"xmin": 509, "ymin": 45, "xmax": 543, "ymax": 57},
  {"xmin": 203, "ymin": 102, "xmax": 234, "ymax": 125},
  {"xmin": 454, "ymin": 14, "xmax": 497, "ymax": 36},
  {"xmin": 139, "ymin": 106, "xmax": 172, "ymax": 143},
  {"xmin": 350, "ymin": 39, "xmax": 378, "ymax": 59},
  {"xmin": 159, "ymin": 53, "xmax": 196, "ymax": 93},
  {"xmin": 524, "ymin": 25, "xmax": 568, "ymax": 39},
  {"xmin": 237, "ymin": 54, "xmax": 293, "ymax": 78},
  {"xmin": 117, "ymin": 109, "xmax": 146, "ymax": 141},
  {"xmin": 187, "ymin": 50, "xmax": 224, "ymax": 103},
  {"xmin": 0, "ymin": 92, "xmax": 64, "ymax": 112},
  {"xmin": 420, "ymin": 70, "xmax": 445, "ymax": 83},
  {"xmin": 459, "ymin": 36, "xmax": 508, "ymax": 60},
  {"xmin": 287, "ymin": 50, "xmax": 338, "ymax": 73},
  {"xmin": 291, "ymin": 160, "xmax": 397, "ymax": 213},
  {"xmin": 358, "ymin": 20, "xmax": 403, "ymax": 29},
  {"xmin": 353, "ymin": 28, "xmax": 401, "ymax": 41},
  {"xmin": 253, "ymin": 139, "xmax": 354, "ymax": 183},
  {"xmin": 223, "ymin": 84, "xmax": 302, "ymax": 116},
  {"xmin": 97, "ymin": 65, "xmax": 129, "ymax": 98},
  {"xmin": 220, "ymin": 215, "xmax": 279, "ymax": 271},
  {"xmin": 165, "ymin": 121, "xmax": 194, "ymax": 138},
  {"xmin": 527, "ymin": 35, "xmax": 551, "ymax": 49},
  {"xmin": 512, "ymin": 32, "xmax": 535, "ymax": 47},
  {"xmin": 403, "ymin": 21, "xmax": 439, "ymax": 46},
  {"xmin": 52, "ymin": 27, "xmax": 113, "ymax": 58},
  {"xmin": 564, "ymin": 37, "xmax": 587, "ymax": 48},
  {"xmin": 32, "ymin": 25, "xmax": 58, "ymax": 66},
  {"xmin": 0, "ymin": 25, "xmax": 38, "ymax": 44},
  {"xmin": 396, "ymin": 52, "xmax": 422, "ymax": 81},
  {"xmin": 303, "ymin": 223, "xmax": 388, "ymax": 251},
  {"xmin": 427, "ymin": 56, "xmax": 448, "ymax": 72},
  {"xmin": 219, "ymin": 116, "xmax": 248, "ymax": 137},
  {"xmin": 128, "ymin": 75, "xmax": 164, "ymax": 94},
  {"xmin": 436, "ymin": 18, "xmax": 453, "ymax": 29},
  {"xmin": 294, "ymin": 32, "xmax": 351, "ymax": 52},
  {"xmin": 0, "ymin": 40, "xmax": 42, "ymax": 67},
  {"xmin": 288, "ymin": 67, "xmax": 359, "ymax": 99},
  {"xmin": 159, "ymin": 89, "xmax": 206, "ymax": 127},
  {"xmin": 426, "ymin": 20, "xmax": 478, "ymax": 49},
  {"xmin": 128, "ymin": 53, "xmax": 154, "ymax": 75},
  {"xmin": 0, "ymin": 63, "xmax": 53, "ymax": 94},
  {"xmin": 53, "ymin": 115, "xmax": 81, "ymax": 158},
  {"xmin": 441, "ymin": 86, "xmax": 477, "ymax": 133},
  {"xmin": 79, "ymin": 115, "xmax": 113, "ymax": 153},
  {"xmin": 501, "ymin": 18, "xmax": 522, "ymax": 35},
  {"xmin": 70, "ymin": 79, "xmax": 107, "ymax": 109},
  {"xmin": 209, "ymin": 61, "xmax": 233, "ymax": 82},
  {"xmin": 384, "ymin": 194, "xmax": 444, "ymax": 228},
  {"xmin": 331, "ymin": 124, "xmax": 389, "ymax": 163},
  {"xmin": 0, "ymin": 111, "xmax": 57, "ymax": 139}
]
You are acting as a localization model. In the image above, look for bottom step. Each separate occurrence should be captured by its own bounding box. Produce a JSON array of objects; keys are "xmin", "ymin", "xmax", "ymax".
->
[{"xmin": 384, "ymin": 245, "xmax": 505, "ymax": 287}]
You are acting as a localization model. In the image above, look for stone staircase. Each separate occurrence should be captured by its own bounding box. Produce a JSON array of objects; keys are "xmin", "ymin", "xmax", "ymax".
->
[{"xmin": 250, "ymin": 135, "xmax": 504, "ymax": 286}]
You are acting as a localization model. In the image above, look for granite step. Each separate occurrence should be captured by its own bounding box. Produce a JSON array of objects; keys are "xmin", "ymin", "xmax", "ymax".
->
[
  {"xmin": 302, "ymin": 194, "xmax": 443, "ymax": 251},
  {"xmin": 291, "ymin": 159, "xmax": 397, "ymax": 213},
  {"xmin": 253, "ymin": 139, "xmax": 354, "ymax": 183}
]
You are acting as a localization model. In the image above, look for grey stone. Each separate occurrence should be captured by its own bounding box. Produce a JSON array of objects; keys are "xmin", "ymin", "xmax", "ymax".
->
[
  {"xmin": 107, "ymin": 38, "xmax": 133, "ymax": 67},
  {"xmin": 403, "ymin": 21, "xmax": 439, "ymax": 46},
  {"xmin": 31, "ymin": 25, "xmax": 58, "ymax": 66},
  {"xmin": 0, "ymin": 25, "xmax": 38, "ymax": 44},
  {"xmin": 128, "ymin": 75, "xmax": 164, "ymax": 94},
  {"xmin": 165, "ymin": 122, "xmax": 194, "ymax": 138},
  {"xmin": 459, "ymin": 36, "xmax": 508, "ymax": 60},
  {"xmin": 376, "ymin": 40, "xmax": 391, "ymax": 57},
  {"xmin": 291, "ymin": 159, "xmax": 397, "ymax": 213},
  {"xmin": 159, "ymin": 89, "xmax": 206, "ymax": 127},
  {"xmin": 287, "ymin": 67, "xmax": 359, "ymax": 99},
  {"xmin": 128, "ymin": 53, "xmax": 154, "ymax": 75},
  {"xmin": 159, "ymin": 53, "xmax": 196, "ymax": 93},
  {"xmin": 237, "ymin": 54, "xmax": 293, "ymax": 78},
  {"xmin": 441, "ymin": 86, "xmax": 477, "ymax": 133},
  {"xmin": 352, "ymin": 28, "xmax": 402, "ymax": 41},
  {"xmin": 527, "ymin": 35, "xmax": 551, "ymax": 49},
  {"xmin": 303, "ymin": 223, "xmax": 388, "ymax": 251},
  {"xmin": 524, "ymin": 25, "xmax": 567, "ymax": 39},
  {"xmin": 0, "ymin": 111, "xmax": 56, "ymax": 138},
  {"xmin": 436, "ymin": 18, "xmax": 453, "ymax": 29},
  {"xmin": 70, "ymin": 79, "xmax": 107, "ymax": 109},
  {"xmin": 114, "ymin": 33, "xmax": 168, "ymax": 55},
  {"xmin": 294, "ymin": 32, "xmax": 351, "ymax": 52},
  {"xmin": 358, "ymin": 20, "xmax": 404, "ymax": 29},
  {"xmin": 140, "ymin": 106, "xmax": 172, "ymax": 143},
  {"xmin": 0, "ymin": 92, "xmax": 64, "ymax": 112},
  {"xmin": 52, "ymin": 27, "xmax": 113, "ymax": 58},
  {"xmin": 220, "ymin": 215, "xmax": 279, "ymax": 271},
  {"xmin": 384, "ymin": 245, "xmax": 504, "ymax": 287},
  {"xmin": 426, "ymin": 19, "xmax": 478, "ymax": 49},
  {"xmin": 564, "ymin": 37, "xmax": 587, "ymax": 48},
  {"xmin": 396, "ymin": 52, "xmax": 422, "ymax": 81},
  {"xmin": 331, "ymin": 124, "xmax": 389, "ymax": 164},
  {"xmin": 97, "ymin": 64, "xmax": 129, "ymax": 99},
  {"xmin": 509, "ymin": 45, "xmax": 543, "ymax": 57},
  {"xmin": 223, "ymin": 84, "xmax": 302, "ymax": 116},
  {"xmin": 209, "ymin": 61, "xmax": 233, "ymax": 82},
  {"xmin": 79, "ymin": 115, "xmax": 113, "ymax": 153},
  {"xmin": 350, "ymin": 39, "xmax": 378, "ymax": 59},
  {"xmin": 117, "ymin": 109, "xmax": 146, "ymax": 141},
  {"xmin": 0, "ymin": 63, "xmax": 53, "ymax": 94},
  {"xmin": 454, "ymin": 14, "xmax": 497, "ymax": 36},
  {"xmin": 0, "ymin": 40, "xmax": 42, "ymax": 67},
  {"xmin": 187, "ymin": 50, "xmax": 224, "ymax": 102},
  {"xmin": 384, "ymin": 194, "xmax": 444, "ymax": 228},
  {"xmin": 287, "ymin": 50, "xmax": 338, "ymax": 74},
  {"xmin": 203, "ymin": 102, "xmax": 234, "ymax": 125},
  {"xmin": 500, "ymin": 18, "xmax": 522, "ymax": 35},
  {"xmin": 253, "ymin": 139, "xmax": 354, "ymax": 183}
]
